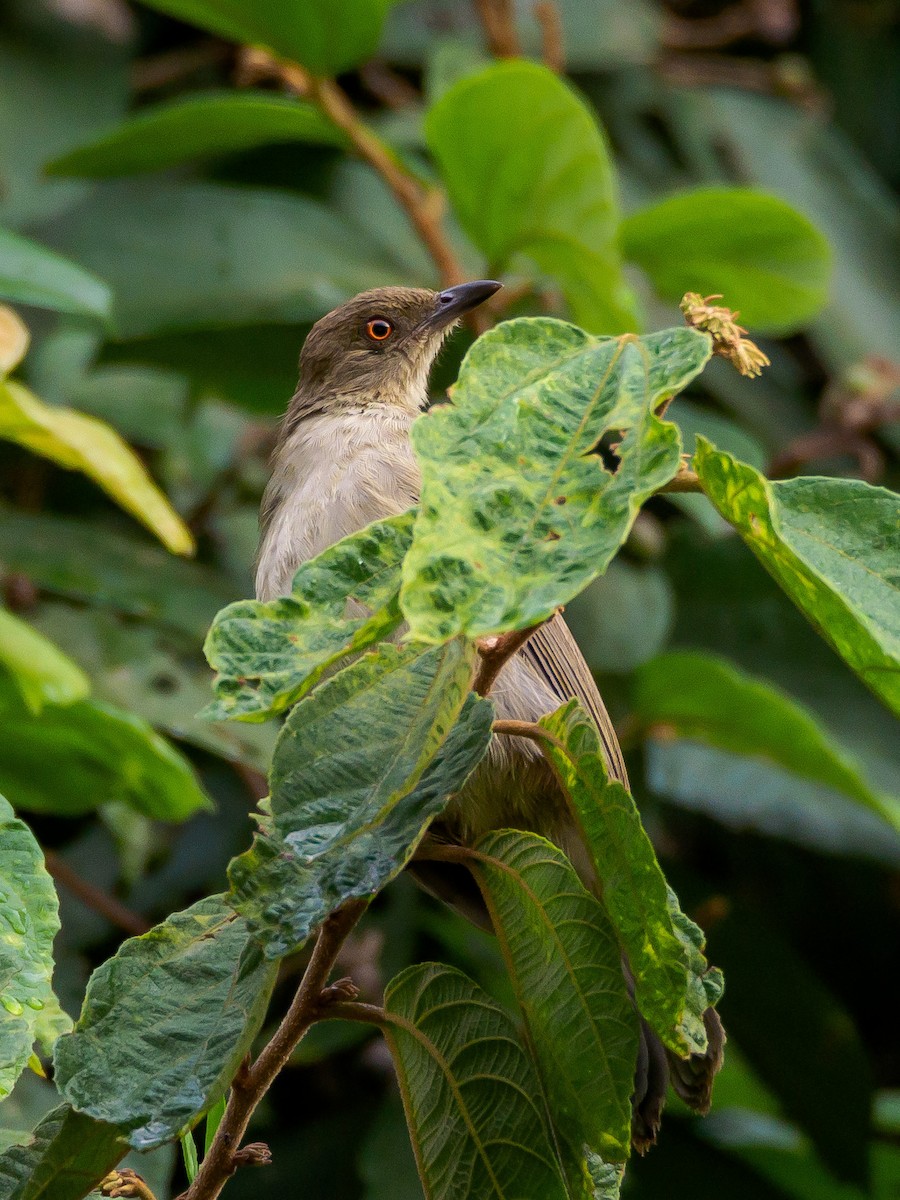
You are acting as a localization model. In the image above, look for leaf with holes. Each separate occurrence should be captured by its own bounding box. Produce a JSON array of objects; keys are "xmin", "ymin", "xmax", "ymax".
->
[{"xmin": 401, "ymin": 318, "xmax": 711, "ymax": 642}]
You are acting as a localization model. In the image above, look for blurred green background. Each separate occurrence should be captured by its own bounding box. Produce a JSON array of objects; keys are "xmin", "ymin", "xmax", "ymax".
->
[{"xmin": 1, "ymin": 0, "xmax": 899, "ymax": 1196}]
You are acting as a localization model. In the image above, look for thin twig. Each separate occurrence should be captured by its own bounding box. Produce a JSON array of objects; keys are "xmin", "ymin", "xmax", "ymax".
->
[
  {"xmin": 491, "ymin": 718, "xmax": 563, "ymax": 750},
  {"xmin": 534, "ymin": 1, "xmax": 565, "ymax": 72},
  {"xmin": 43, "ymin": 850, "xmax": 150, "ymax": 937},
  {"xmin": 473, "ymin": 623, "xmax": 546, "ymax": 696},
  {"xmin": 657, "ymin": 468, "xmax": 703, "ymax": 494},
  {"xmin": 175, "ymin": 900, "xmax": 367, "ymax": 1200},
  {"xmin": 322, "ymin": 999, "xmax": 388, "ymax": 1026},
  {"xmin": 307, "ymin": 76, "xmax": 466, "ymax": 292},
  {"xmin": 474, "ymin": 0, "xmax": 522, "ymax": 57}
]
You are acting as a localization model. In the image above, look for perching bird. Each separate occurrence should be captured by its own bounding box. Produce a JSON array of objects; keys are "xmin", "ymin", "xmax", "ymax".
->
[{"xmin": 256, "ymin": 281, "xmax": 723, "ymax": 1149}]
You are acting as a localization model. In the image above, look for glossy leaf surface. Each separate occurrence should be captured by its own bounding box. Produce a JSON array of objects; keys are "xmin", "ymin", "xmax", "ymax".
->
[
  {"xmin": 46, "ymin": 92, "xmax": 345, "ymax": 178},
  {"xmin": 0, "ymin": 698, "xmax": 210, "ymax": 821},
  {"xmin": 426, "ymin": 61, "xmax": 636, "ymax": 331},
  {"xmin": 402, "ymin": 318, "xmax": 710, "ymax": 642},
  {"xmin": 621, "ymin": 188, "xmax": 831, "ymax": 332},
  {"xmin": 54, "ymin": 896, "xmax": 278, "ymax": 1150},
  {"xmin": 694, "ymin": 441, "xmax": 900, "ymax": 717},
  {"xmin": 635, "ymin": 651, "xmax": 900, "ymax": 831},
  {"xmin": 0, "ymin": 228, "xmax": 110, "ymax": 320}
]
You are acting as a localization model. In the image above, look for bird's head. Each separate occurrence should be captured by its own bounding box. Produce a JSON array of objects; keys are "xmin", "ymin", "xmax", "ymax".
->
[{"xmin": 291, "ymin": 280, "xmax": 501, "ymax": 419}]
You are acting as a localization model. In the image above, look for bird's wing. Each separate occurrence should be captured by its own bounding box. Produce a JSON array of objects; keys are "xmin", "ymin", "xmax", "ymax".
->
[{"xmin": 518, "ymin": 612, "xmax": 629, "ymax": 787}]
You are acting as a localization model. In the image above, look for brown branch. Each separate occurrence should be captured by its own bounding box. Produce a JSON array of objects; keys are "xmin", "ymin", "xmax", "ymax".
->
[
  {"xmin": 657, "ymin": 468, "xmax": 703, "ymax": 494},
  {"xmin": 322, "ymin": 999, "xmax": 388, "ymax": 1026},
  {"xmin": 474, "ymin": 623, "xmax": 546, "ymax": 696},
  {"xmin": 534, "ymin": 1, "xmax": 565, "ymax": 72},
  {"xmin": 306, "ymin": 75, "xmax": 466, "ymax": 292},
  {"xmin": 43, "ymin": 850, "xmax": 150, "ymax": 938},
  {"xmin": 474, "ymin": 0, "xmax": 522, "ymax": 57},
  {"xmin": 491, "ymin": 718, "xmax": 563, "ymax": 751},
  {"xmin": 175, "ymin": 899, "xmax": 367, "ymax": 1200}
]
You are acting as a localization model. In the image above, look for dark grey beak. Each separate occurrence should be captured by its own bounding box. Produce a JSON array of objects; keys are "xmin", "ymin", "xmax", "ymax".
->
[{"xmin": 427, "ymin": 279, "xmax": 502, "ymax": 329}]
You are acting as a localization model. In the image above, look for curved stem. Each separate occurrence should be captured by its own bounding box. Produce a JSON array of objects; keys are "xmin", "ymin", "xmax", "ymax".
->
[
  {"xmin": 175, "ymin": 899, "xmax": 367, "ymax": 1200},
  {"xmin": 474, "ymin": 622, "xmax": 546, "ymax": 696}
]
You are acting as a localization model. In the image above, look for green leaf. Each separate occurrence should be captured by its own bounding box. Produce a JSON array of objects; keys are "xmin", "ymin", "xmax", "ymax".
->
[
  {"xmin": 0, "ymin": 698, "xmax": 210, "ymax": 821},
  {"xmin": 0, "ymin": 1104, "xmax": 124, "ymax": 1200},
  {"xmin": 0, "ymin": 512, "xmax": 232, "ymax": 641},
  {"xmin": 0, "ymin": 228, "xmax": 110, "ymax": 320},
  {"xmin": 54, "ymin": 895, "xmax": 278, "ymax": 1150},
  {"xmin": 0, "ymin": 796, "xmax": 64, "ymax": 1102},
  {"xmin": 634, "ymin": 651, "xmax": 900, "ymax": 832},
  {"xmin": 229, "ymin": 642, "xmax": 493, "ymax": 957},
  {"xmin": 382, "ymin": 962, "xmax": 569, "ymax": 1200},
  {"xmin": 128, "ymin": 0, "xmax": 399, "ymax": 76},
  {"xmin": 0, "ymin": 609, "xmax": 89, "ymax": 713},
  {"xmin": 48, "ymin": 180, "xmax": 425, "ymax": 338},
  {"xmin": 0, "ymin": 379, "xmax": 194, "ymax": 556},
  {"xmin": 620, "ymin": 188, "xmax": 831, "ymax": 333},
  {"xmin": 693, "ymin": 441, "xmax": 900, "ymax": 718},
  {"xmin": 204, "ymin": 511, "xmax": 414, "ymax": 721},
  {"xmin": 46, "ymin": 91, "xmax": 346, "ymax": 178},
  {"xmin": 401, "ymin": 318, "xmax": 711, "ymax": 642},
  {"xmin": 469, "ymin": 830, "xmax": 640, "ymax": 1161},
  {"xmin": 426, "ymin": 61, "xmax": 636, "ymax": 332},
  {"xmin": 538, "ymin": 701, "xmax": 720, "ymax": 1056}
]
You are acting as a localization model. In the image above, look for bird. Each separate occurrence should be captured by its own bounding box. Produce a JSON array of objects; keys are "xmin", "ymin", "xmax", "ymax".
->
[{"xmin": 256, "ymin": 280, "xmax": 723, "ymax": 1150}]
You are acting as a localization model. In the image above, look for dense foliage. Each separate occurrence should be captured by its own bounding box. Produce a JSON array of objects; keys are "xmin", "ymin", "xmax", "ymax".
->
[{"xmin": 1, "ymin": 1, "xmax": 898, "ymax": 1198}]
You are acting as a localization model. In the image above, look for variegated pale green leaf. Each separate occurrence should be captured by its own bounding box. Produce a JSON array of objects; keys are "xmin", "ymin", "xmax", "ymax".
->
[
  {"xmin": 694, "ymin": 440, "xmax": 900, "ymax": 717},
  {"xmin": 0, "ymin": 795, "xmax": 66, "ymax": 1103},
  {"xmin": 229, "ymin": 641, "xmax": 493, "ymax": 957},
  {"xmin": 0, "ymin": 379, "xmax": 193, "ymax": 555},
  {"xmin": 383, "ymin": 963, "xmax": 569, "ymax": 1200},
  {"xmin": 538, "ymin": 701, "xmax": 721, "ymax": 1056},
  {"xmin": 204, "ymin": 512, "xmax": 413, "ymax": 722},
  {"xmin": 54, "ymin": 895, "xmax": 278, "ymax": 1150},
  {"xmin": 401, "ymin": 318, "xmax": 711, "ymax": 642},
  {"xmin": 470, "ymin": 830, "xmax": 639, "ymax": 1162}
]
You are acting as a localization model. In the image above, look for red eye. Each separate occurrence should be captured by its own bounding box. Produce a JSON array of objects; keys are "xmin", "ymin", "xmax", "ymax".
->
[{"xmin": 366, "ymin": 318, "xmax": 393, "ymax": 341}]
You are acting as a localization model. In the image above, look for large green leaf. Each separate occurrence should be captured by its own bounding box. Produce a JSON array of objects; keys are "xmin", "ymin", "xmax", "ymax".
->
[
  {"xmin": 0, "ymin": 796, "xmax": 66, "ymax": 1102},
  {"xmin": 620, "ymin": 189, "xmax": 831, "ymax": 333},
  {"xmin": 229, "ymin": 642, "xmax": 493, "ymax": 956},
  {"xmin": 426, "ymin": 61, "xmax": 636, "ymax": 332},
  {"xmin": 204, "ymin": 512, "xmax": 413, "ymax": 721},
  {"xmin": 538, "ymin": 702, "xmax": 722, "ymax": 1056},
  {"xmin": 47, "ymin": 180, "xmax": 423, "ymax": 338},
  {"xmin": 0, "ymin": 512, "xmax": 232, "ymax": 641},
  {"xmin": 46, "ymin": 92, "xmax": 345, "ymax": 178},
  {"xmin": 401, "ymin": 318, "xmax": 710, "ymax": 642},
  {"xmin": 634, "ymin": 651, "xmax": 900, "ymax": 831},
  {"xmin": 382, "ymin": 963, "xmax": 569, "ymax": 1200},
  {"xmin": 0, "ymin": 228, "xmax": 110, "ymax": 321},
  {"xmin": 0, "ymin": 1104, "xmax": 125, "ymax": 1200},
  {"xmin": 469, "ymin": 830, "xmax": 639, "ymax": 1162},
  {"xmin": 0, "ymin": 380, "xmax": 193, "ymax": 556},
  {"xmin": 54, "ymin": 895, "xmax": 277, "ymax": 1151},
  {"xmin": 0, "ymin": 609, "xmax": 88, "ymax": 713},
  {"xmin": 125, "ymin": 0, "xmax": 398, "ymax": 75},
  {"xmin": 0, "ymin": 698, "xmax": 210, "ymax": 821},
  {"xmin": 694, "ymin": 441, "xmax": 900, "ymax": 717}
]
